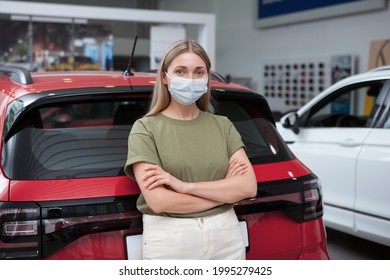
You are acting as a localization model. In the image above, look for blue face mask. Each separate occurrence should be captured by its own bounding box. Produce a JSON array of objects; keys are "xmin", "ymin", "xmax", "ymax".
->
[{"xmin": 165, "ymin": 73, "xmax": 208, "ymax": 105}]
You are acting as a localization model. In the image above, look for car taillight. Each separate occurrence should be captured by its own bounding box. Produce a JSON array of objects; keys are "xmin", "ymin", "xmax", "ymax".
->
[
  {"xmin": 235, "ymin": 173, "xmax": 324, "ymax": 223},
  {"xmin": 3, "ymin": 196, "xmax": 141, "ymax": 259},
  {"xmin": 301, "ymin": 176, "xmax": 323, "ymax": 221},
  {"xmin": 0, "ymin": 202, "xmax": 41, "ymax": 259}
]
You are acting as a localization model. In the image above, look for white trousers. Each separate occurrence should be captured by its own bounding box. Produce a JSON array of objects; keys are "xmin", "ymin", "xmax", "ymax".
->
[{"xmin": 142, "ymin": 208, "xmax": 246, "ymax": 260}]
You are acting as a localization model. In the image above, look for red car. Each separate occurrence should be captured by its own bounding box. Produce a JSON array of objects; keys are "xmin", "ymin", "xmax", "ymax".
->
[{"xmin": 0, "ymin": 66, "xmax": 330, "ymax": 260}]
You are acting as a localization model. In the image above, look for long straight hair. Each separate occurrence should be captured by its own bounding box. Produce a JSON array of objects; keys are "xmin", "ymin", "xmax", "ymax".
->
[{"xmin": 146, "ymin": 39, "xmax": 212, "ymax": 116}]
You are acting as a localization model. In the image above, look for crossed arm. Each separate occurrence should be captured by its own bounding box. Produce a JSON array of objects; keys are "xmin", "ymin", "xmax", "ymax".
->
[{"xmin": 132, "ymin": 148, "xmax": 257, "ymax": 214}]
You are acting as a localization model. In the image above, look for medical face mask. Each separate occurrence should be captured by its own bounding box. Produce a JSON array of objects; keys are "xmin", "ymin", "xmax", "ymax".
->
[{"xmin": 165, "ymin": 73, "xmax": 208, "ymax": 105}]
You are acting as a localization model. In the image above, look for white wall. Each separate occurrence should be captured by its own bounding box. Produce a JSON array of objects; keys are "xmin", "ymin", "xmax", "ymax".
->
[{"xmin": 161, "ymin": 0, "xmax": 390, "ymax": 110}]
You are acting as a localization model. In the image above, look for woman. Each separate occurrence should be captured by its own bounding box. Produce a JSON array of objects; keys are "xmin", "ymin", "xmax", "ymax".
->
[{"xmin": 124, "ymin": 39, "xmax": 257, "ymax": 260}]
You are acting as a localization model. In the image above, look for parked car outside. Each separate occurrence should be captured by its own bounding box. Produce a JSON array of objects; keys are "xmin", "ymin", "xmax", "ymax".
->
[
  {"xmin": 277, "ymin": 66, "xmax": 390, "ymax": 247},
  {"xmin": 47, "ymin": 55, "xmax": 101, "ymax": 71},
  {"xmin": 0, "ymin": 65, "xmax": 329, "ymax": 260}
]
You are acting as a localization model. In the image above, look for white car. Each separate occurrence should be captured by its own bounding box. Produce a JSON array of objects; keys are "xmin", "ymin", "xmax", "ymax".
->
[{"xmin": 277, "ymin": 66, "xmax": 390, "ymax": 247}]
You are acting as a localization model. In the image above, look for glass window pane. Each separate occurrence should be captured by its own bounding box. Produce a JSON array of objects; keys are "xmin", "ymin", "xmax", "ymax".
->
[{"xmin": 304, "ymin": 81, "xmax": 385, "ymax": 128}]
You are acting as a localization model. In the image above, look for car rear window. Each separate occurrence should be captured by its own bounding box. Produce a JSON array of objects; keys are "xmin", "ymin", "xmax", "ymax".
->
[
  {"xmin": 214, "ymin": 99, "xmax": 293, "ymax": 165},
  {"xmin": 3, "ymin": 96, "xmax": 293, "ymax": 180}
]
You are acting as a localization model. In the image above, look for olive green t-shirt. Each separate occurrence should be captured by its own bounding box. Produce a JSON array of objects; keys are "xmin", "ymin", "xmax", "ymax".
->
[{"xmin": 124, "ymin": 110, "xmax": 244, "ymax": 218}]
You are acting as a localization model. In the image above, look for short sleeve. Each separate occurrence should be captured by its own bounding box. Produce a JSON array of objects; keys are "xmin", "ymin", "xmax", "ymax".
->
[
  {"xmin": 227, "ymin": 120, "xmax": 246, "ymax": 158},
  {"xmin": 124, "ymin": 119, "xmax": 161, "ymax": 179}
]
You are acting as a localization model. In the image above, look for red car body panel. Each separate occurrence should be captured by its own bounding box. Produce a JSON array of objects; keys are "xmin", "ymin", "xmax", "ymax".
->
[
  {"xmin": 9, "ymin": 177, "xmax": 139, "ymax": 201},
  {"xmin": 4, "ymin": 71, "xmax": 249, "ymax": 100},
  {"xmin": 45, "ymin": 230, "xmax": 132, "ymax": 260},
  {"xmin": 6, "ymin": 159, "xmax": 329, "ymax": 260},
  {"xmin": 8, "ymin": 160, "xmax": 309, "ymax": 201},
  {"xmin": 42, "ymin": 215, "xmax": 328, "ymax": 260},
  {"xmin": 253, "ymin": 158, "xmax": 312, "ymax": 182}
]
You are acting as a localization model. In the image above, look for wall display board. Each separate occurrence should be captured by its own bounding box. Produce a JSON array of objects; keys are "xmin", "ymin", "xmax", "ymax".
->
[
  {"xmin": 369, "ymin": 39, "xmax": 390, "ymax": 69},
  {"xmin": 262, "ymin": 55, "xmax": 356, "ymax": 114},
  {"xmin": 254, "ymin": 0, "xmax": 386, "ymax": 28}
]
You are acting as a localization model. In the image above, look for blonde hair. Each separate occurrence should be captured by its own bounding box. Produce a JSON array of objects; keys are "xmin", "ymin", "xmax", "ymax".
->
[{"xmin": 146, "ymin": 39, "xmax": 212, "ymax": 116}]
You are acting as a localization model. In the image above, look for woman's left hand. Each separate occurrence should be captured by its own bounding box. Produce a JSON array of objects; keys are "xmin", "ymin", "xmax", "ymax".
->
[
  {"xmin": 141, "ymin": 164, "xmax": 188, "ymax": 193},
  {"xmin": 225, "ymin": 158, "xmax": 248, "ymax": 178}
]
